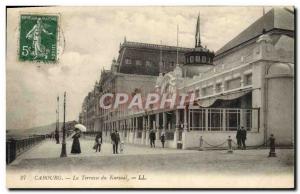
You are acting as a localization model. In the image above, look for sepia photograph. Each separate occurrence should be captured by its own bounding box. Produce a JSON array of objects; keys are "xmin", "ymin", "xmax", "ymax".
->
[{"xmin": 5, "ymin": 5, "xmax": 295, "ymax": 189}]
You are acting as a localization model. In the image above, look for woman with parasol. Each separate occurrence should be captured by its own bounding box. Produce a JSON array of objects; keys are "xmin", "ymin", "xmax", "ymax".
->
[{"xmin": 71, "ymin": 124, "xmax": 86, "ymax": 154}]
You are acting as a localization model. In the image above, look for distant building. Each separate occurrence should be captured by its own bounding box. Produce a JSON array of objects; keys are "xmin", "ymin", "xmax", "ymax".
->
[{"xmin": 80, "ymin": 8, "xmax": 294, "ymax": 148}]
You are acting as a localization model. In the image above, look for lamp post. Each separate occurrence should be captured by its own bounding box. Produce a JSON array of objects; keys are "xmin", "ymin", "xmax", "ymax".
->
[
  {"xmin": 55, "ymin": 96, "xmax": 60, "ymax": 144},
  {"xmin": 60, "ymin": 92, "xmax": 67, "ymax": 157}
]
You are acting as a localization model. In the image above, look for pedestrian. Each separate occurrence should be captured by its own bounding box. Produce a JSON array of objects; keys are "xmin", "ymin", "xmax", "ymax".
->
[
  {"xmin": 55, "ymin": 131, "xmax": 59, "ymax": 144},
  {"xmin": 71, "ymin": 128, "xmax": 81, "ymax": 154},
  {"xmin": 115, "ymin": 130, "xmax": 121, "ymax": 154},
  {"xmin": 240, "ymin": 126, "xmax": 247, "ymax": 150},
  {"xmin": 160, "ymin": 131, "xmax": 165, "ymax": 148},
  {"xmin": 149, "ymin": 129, "xmax": 156, "ymax": 148},
  {"xmin": 120, "ymin": 141, "xmax": 124, "ymax": 154},
  {"xmin": 110, "ymin": 130, "xmax": 116, "ymax": 154},
  {"xmin": 236, "ymin": 127, "xmax": 242, "ymax": 149},
  {"xmin": 94, "ymin": 132, "xmax": 102, "ymax": 152}
]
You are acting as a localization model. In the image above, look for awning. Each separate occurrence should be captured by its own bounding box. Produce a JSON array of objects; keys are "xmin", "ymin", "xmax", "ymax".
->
[{"xmin": 196, "ymin": 90, "xmax": 251, "ymax": 108}]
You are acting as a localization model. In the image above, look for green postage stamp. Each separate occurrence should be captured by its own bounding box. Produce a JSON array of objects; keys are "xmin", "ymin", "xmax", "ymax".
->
[{"xmin": 19, "ymin": 14, "xmax": 59, "ymax": 63}]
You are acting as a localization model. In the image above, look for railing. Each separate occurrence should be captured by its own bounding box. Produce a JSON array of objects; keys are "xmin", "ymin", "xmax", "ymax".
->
[
  {"xmin": 165, "ymin": 131, "xmax": 174, "ymax": 140},
  {"xmin": 6, "ymin": 135, "xmax": 46, "ymax": 164},
  {"xmin": 189, "ymin": 108, "xmax": 260, "ymax": 132},
  {"xmin": 83, "ymin": 131, "xmax": 99, "ymax": 137}
]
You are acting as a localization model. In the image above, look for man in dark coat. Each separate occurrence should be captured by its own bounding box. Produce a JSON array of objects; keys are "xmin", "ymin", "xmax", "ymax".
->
[
  {"xmin": 149, "ymin": 130, "xmax": 156, "ymax": 148},
  {"xmin": 115, "ymin": 131, "xmax": 120, "ymax": 154},
  {"xmin": 95, "ymin": 132, "xmax": 102, "ymax": 152},
  {"xmin": 110, "ymin": 130, "xmax": 117, "ymax": 154},
  {"xmin": 160, "ymin": 132, "xmax": 165, "ymax": 148},
  {"xmin": 55, "ymin": 130, "xmax": 59, "ymax": 144},
  {"xmin": 240, "ymin": 126, "xmax": 247, "ymax": 149},
  {"xmin": 236, "ymin": 127, "xmax": 242, "ymax": 149}
]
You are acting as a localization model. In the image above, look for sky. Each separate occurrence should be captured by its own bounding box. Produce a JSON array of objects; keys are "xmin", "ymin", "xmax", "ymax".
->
[{"xmin": 6, "ymin": 6, "xmax": 273, "ymax": 130}]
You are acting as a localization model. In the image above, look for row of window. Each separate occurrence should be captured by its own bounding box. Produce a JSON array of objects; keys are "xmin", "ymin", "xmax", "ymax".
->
[
  {"xmin": 125, "ymin": 58, "xmax": 153, "ymax": 66},
  {"xmin": 125, "ymin": 58, "xmax": 177, "ymax": 68},
  {"xmin": 189, "ymin": 109, "xmax": 256, "ymax": 131},
  {"xmin": 186, "ymin": 55, "xmax": 212, "ymax": 64},
  {"xmin": 196, "ymin": 74, "xmax": 252, "ymax": 97}
]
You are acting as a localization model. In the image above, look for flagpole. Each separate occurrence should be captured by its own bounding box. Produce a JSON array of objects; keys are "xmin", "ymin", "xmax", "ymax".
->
[
  {"xmin": 176, "ymin": 24, "xmax": 179, "ymax": 65},
  {"xmin": 57, "ymin": 96, "xmax": 59, "ymax": 133}
]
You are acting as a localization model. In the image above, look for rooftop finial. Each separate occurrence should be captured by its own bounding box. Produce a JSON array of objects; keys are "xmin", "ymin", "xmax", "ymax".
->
[
  {"xmin": 195, "ymin": 13, "xmax": 201, "ymax": 48},
  {"xmin": 124, "ymin": 36, "xmax": 127, "ymax": 43}
]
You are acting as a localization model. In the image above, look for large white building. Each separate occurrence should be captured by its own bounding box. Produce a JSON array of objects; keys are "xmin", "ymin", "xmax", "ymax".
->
[{"xmin": 81, "ymin": 8, "xmax": 294, "ymax": 149}]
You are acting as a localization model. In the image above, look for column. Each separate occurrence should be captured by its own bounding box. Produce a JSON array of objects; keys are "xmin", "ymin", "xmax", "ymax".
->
[
  {"xmin": 175, "ymin": 109, "xmax": 180, "ymax": 130},
  {"xmin": 174, "ymin": 109, "xmax": 180, "ymax": 143},
  {"xmin": 163, "ymin": 112, "xmax": 167, "ymax": 131},
  {"xmin": 155, "ymin": 113, "xmax": 160, "ymax": 142},
  {"xmin": 222, "ymin": 109, "xmax": 226, "ymax": 131},
  {"xmin": 183, "ymin": 107, "xmax": 187, "ymax": 131},
  {"xmin": 141, "ymin": 116, "xmax": 145, "ymax": 144},
  {"xmin": 205, "ymin": 108, "xmax": 209, "ymax": 131}
]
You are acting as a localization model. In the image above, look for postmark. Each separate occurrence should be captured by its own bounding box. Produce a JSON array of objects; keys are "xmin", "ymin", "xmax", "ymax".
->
[{"xmin": 19, "ymin": 14, "xmax": 59, "ymax": 63}]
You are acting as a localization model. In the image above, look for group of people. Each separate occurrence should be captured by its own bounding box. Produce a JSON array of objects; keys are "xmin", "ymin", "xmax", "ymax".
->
[
  {"xmin": 236, "ymin": 126, "xmax": 247, "ymax": 149},
  {"xmin": 149, "ymin": 129, "xmax": 166, "ymax": 148},
  {"xmin": 67, "ymin": 126, "xmax": 248, "ymax": 154}
]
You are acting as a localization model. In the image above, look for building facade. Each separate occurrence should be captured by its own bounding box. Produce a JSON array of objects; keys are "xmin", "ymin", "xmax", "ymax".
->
[{"xmin": 79, "ymin": 8, "xmax": 294, "ymax": 148}]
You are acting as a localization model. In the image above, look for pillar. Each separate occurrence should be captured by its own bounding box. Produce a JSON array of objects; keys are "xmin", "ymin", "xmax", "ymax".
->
[
  {"xmin": 205, "ymin": 108, "xmax": 209, "ymax": 131},
  {"xmin": 222, "ymin": 109, "xmax": 226, "ymax": 131},
  {"xmin": 183, "ymin": 107, "xmax": 188, "ymax": 131},
  {"xmin": 163, "ymin": 112, "xmax": 167, "ymax": 131}
]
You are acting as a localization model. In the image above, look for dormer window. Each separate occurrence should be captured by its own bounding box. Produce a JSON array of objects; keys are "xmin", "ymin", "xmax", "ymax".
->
[
  {"xmin": 136, "ymin": 59, "xmax": 142, "ymax": 66},
  {"xmin": 125, "ymin": 58, "xmax": 132, "ymax": 65},
  {"xmin": 190, "ymin": 56, "xmax": 194, "ymax": 63}
]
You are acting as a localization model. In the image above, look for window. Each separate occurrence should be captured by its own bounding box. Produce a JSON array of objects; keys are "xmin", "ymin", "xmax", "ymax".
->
[
  {"xmin": 145, "ymin": 60, "xmax": 152, "ymax": 67},
  {"xmin": 170, "ymin": 61, "xmax": 175, "ymax": 67},
  {"xmin": 125, "ymin": 58, "xmax": 132, "ymax": 65},
  {"xmin": 190, "ymin": 56, "xmax": 194, "ymax": 63},
  {"xmin": 190, "ymin": 109, "xmax": 205, "ymax": 131},
  {"xmin": 186, "ymin": 57, "xmax": 190, "ymax": 64},
  {"xmin": 202, "ymin": 85, "xmax": 213, "ymax": 96},
  {"xmin": 136, "ymin": 59, "xmax": 142, "ymax": 66},
  {"xmin": 208, "ymin": 109, "xmax": 223, "ymax": 131},
  {"xmin": 202, "ymin": 56, "xmax": 207, "ymax": 63},
  {"xmin": 226, "ymin": 109, "xmax": 240, "ymax": 131},
  {"xmin": 195, "ymin": 88, "xmax": 200, "ymax": 98},
  {"xmin": 195, "ymin": 56, "xmax": 201, "ymax": 63},
  {"xmin": 215, "ymin": 83, "xmax": 222, "ymax": 93},
  {"xmin": 226, "ymin": 78, "xmax": 241, "ymax": 90},
  {"xmin": 244, "ymin": 74, "xmax": 252, "ymax": 86}
]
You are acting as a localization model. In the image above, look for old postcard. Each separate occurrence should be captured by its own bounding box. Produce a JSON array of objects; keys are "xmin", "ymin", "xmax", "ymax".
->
[{"xmin": 6, "ymin": 6, "xmax": 295, "ymax": 189}]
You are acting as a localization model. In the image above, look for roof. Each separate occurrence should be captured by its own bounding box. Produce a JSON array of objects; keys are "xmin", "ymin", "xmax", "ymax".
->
[
  {"xmin": 121, "ymin": 41, "xmax": 193, "ymax": 52},
  {"xmin": 216, "ymin": 8, "xmax": 294, "ymax": 56},
  {"xmin": 117, "ymin": 41, "xmax": 193, "ymax": 76}
]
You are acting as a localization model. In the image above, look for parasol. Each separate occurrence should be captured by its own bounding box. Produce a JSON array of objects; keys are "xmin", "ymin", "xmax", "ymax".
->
[{"xmin": 74, "ymin": 124, "xmax": 87, "ymax": 132}]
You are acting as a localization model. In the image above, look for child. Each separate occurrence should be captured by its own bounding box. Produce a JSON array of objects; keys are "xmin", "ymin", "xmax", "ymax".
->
[{"xmin": 120, "ymin": 141, "xmax": 125, "ymax": 154}]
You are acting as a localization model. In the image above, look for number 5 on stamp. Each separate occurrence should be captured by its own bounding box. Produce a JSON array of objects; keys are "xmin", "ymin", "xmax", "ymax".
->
[{"xmin": 19, "ymin": 14, "xmax": 59, "ymax": 63}]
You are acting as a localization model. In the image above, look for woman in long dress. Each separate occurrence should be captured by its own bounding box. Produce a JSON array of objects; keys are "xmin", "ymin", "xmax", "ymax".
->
[{"xmin": 71, "ymin": 129, "xmax": 81, "ymax": 154}]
